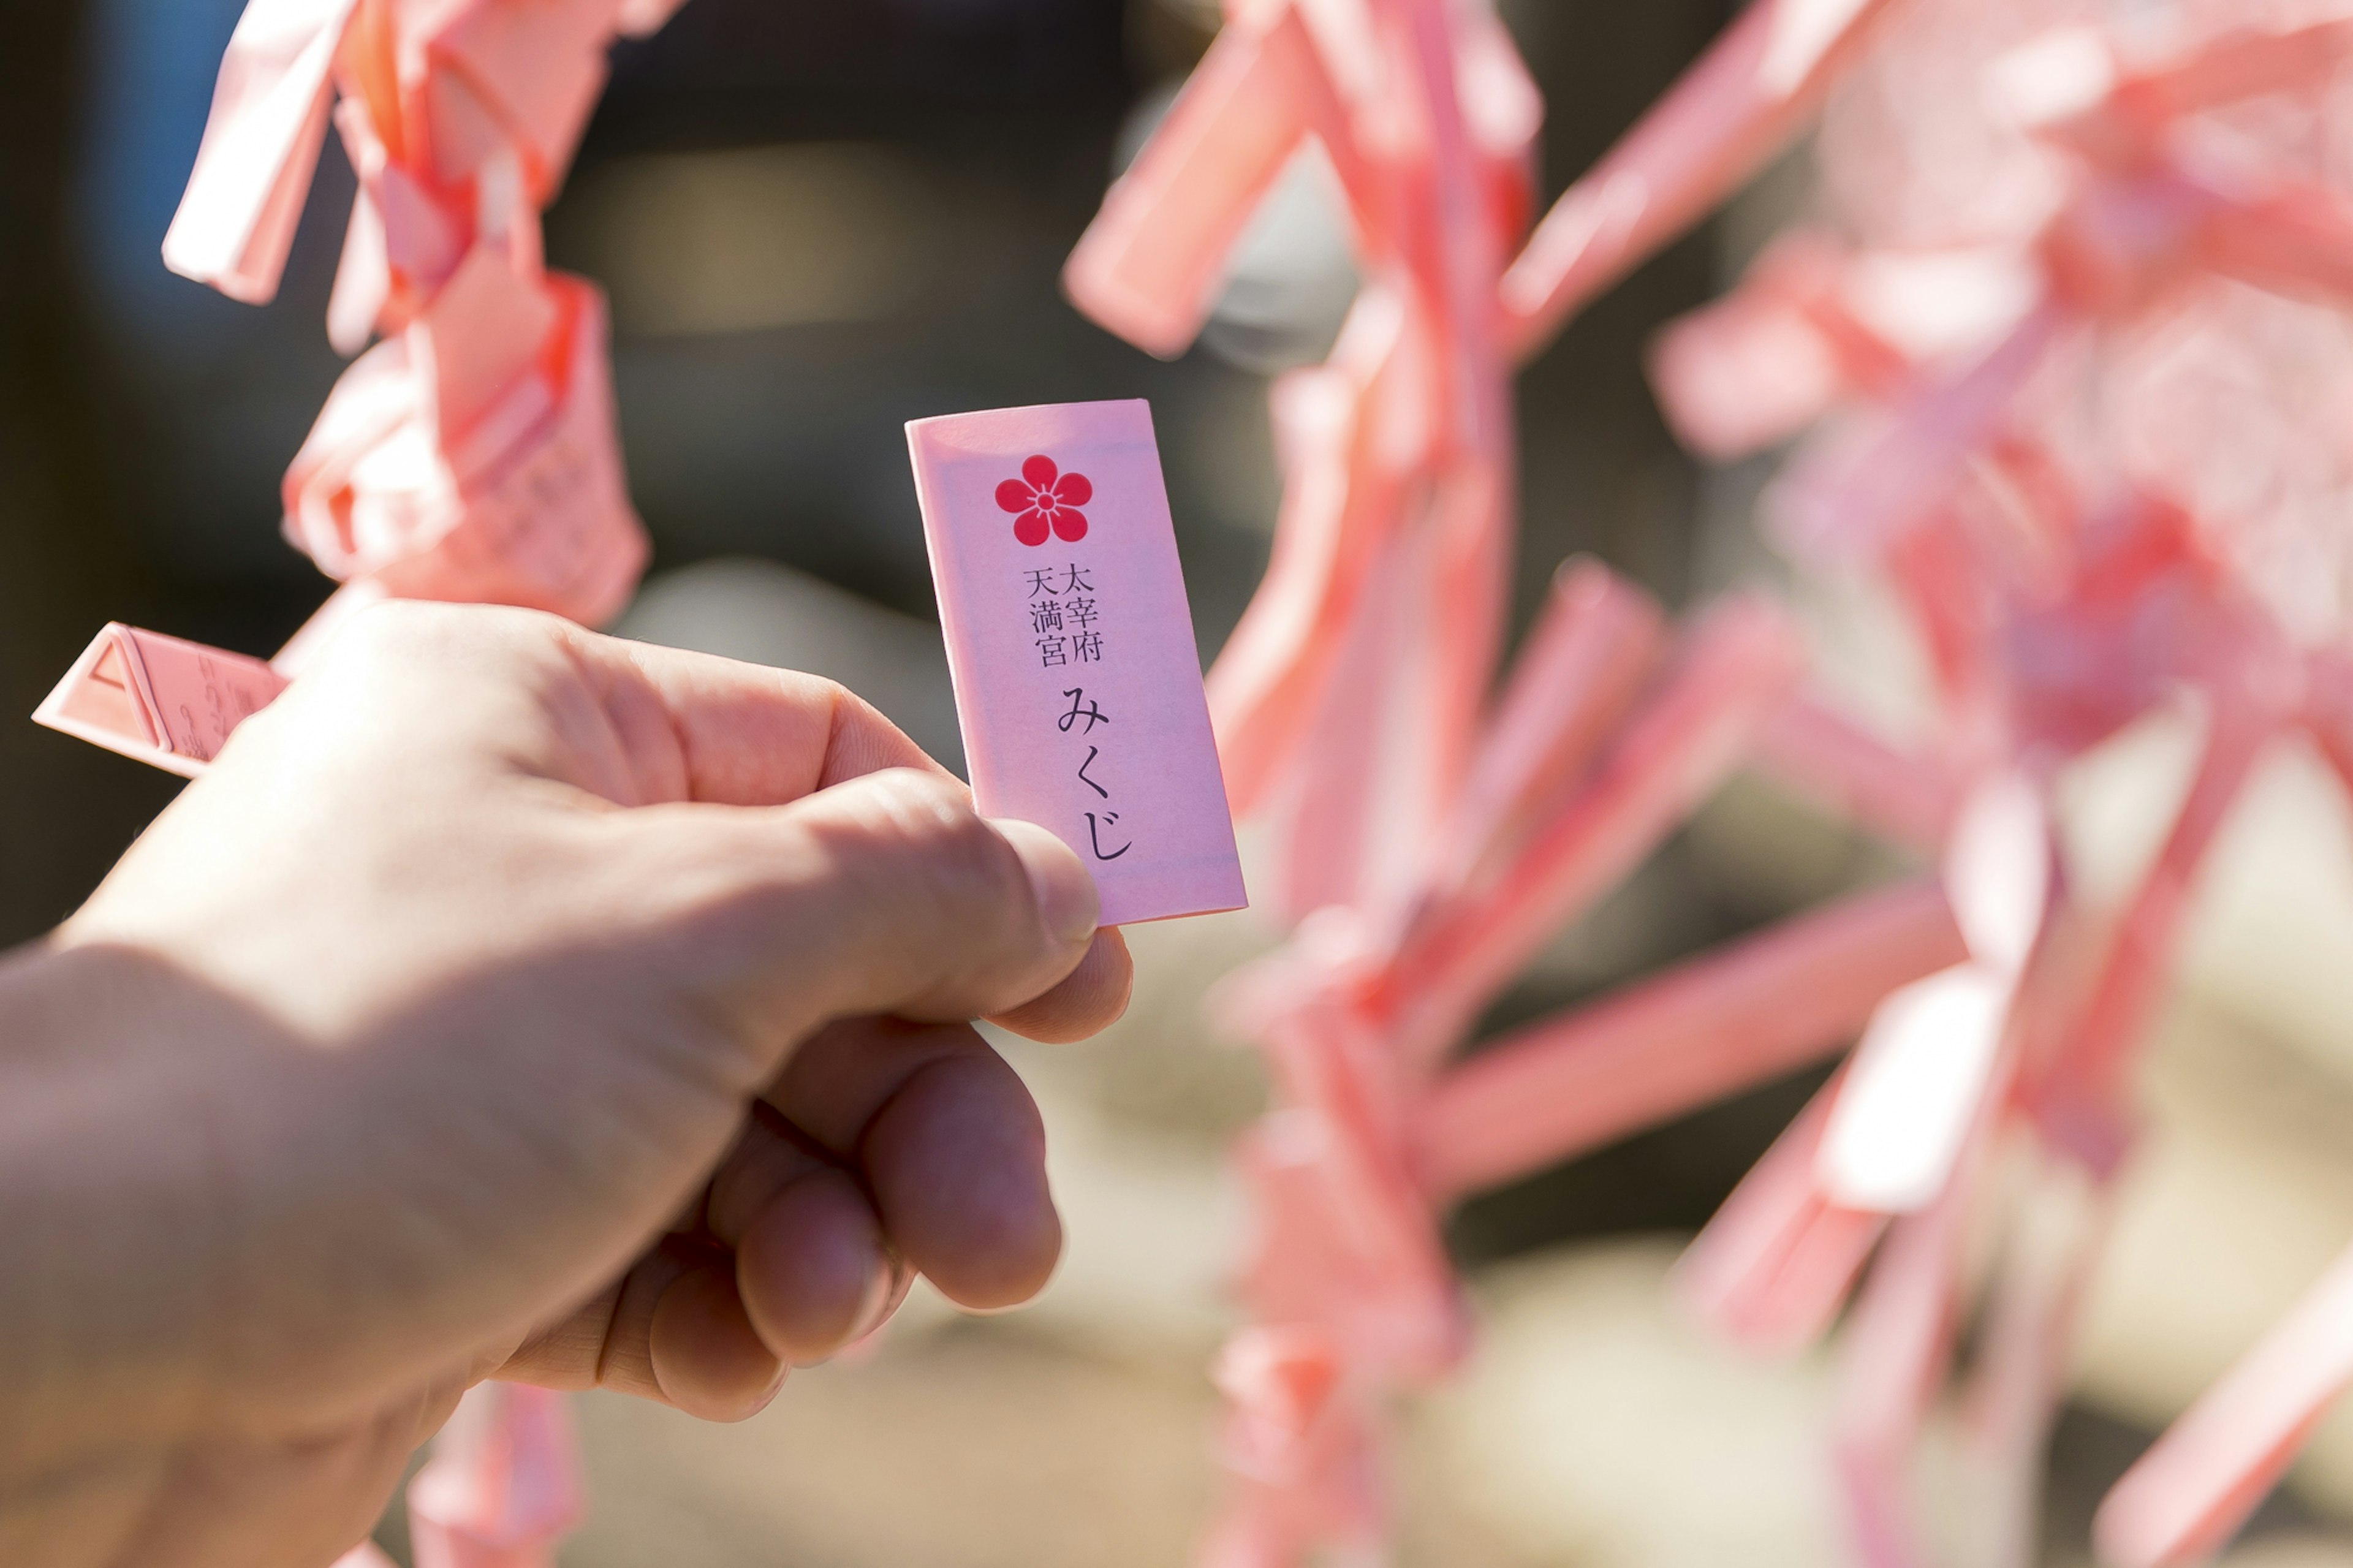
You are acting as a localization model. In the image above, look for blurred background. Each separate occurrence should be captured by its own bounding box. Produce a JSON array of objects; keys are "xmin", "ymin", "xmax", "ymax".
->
[{"xmin": 12, "ymin": 1, "xmax": 2353, "ymax": 1563}]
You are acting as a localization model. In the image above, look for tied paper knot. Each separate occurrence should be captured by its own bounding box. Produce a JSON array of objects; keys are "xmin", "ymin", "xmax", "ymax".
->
[{"xmin": 995, "ymin": 454, "xmax": 1093, "ymax": 545}]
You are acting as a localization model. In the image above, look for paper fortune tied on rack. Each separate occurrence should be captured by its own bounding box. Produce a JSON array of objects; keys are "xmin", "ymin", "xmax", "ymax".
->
[
  {"xmin": 907, "ymin": 400, "xmax": 1246, "ymax": 926},
  {"xmin": 35, "ymin": 624, "xmax": 289, "ymax": 778}
]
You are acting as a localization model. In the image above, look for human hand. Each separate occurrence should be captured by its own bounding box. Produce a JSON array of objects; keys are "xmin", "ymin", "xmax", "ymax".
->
[{"xmin": 0, "ymin": 601, "xmax": 1132, "ymax": 1567}]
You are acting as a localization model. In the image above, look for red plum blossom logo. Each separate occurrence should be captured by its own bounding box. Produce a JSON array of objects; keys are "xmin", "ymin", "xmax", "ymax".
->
[{"xmin": 996, "ymin": 455, "xmax": 1091, "ymax": 546}]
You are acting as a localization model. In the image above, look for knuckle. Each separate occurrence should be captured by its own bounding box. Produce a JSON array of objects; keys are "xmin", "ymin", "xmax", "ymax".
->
[
  {"xmin": 360, "ymin": 597, "xmax": 566, "ymax": 646},
  {"xmin": 321, "ymin": 596, "xmax": 432, "ymax": 665},
  {"xmin": 345, "ymin": 595, "xmax": 473, "ymax": 644},
  {"xmin": 849, "ymin": 768, "xmax": 980, "ymax": 851},
  {"xmin": 798, "ymin": 672, "xmax": 857, "ymax": 712},
  {"xmin": 328, "ymin": 599, "xmax": 550, "ymax": 678},
  {"xmin": 814, "ymin": 769, "xmax": 1026, "ymax": 920}
]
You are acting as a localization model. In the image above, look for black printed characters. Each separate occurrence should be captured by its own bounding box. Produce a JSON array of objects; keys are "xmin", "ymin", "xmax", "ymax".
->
[
  {"xmin": 1058, "ymin": 687, "xmax": 1129, "ymax": 860},
  {"xmin": 1025, "ymin": 564, "xmax": 1131, "ymax": 862},
  {"xmin": 1027, "ymin": 563, "xmax": 1101, "ymax": 668}
]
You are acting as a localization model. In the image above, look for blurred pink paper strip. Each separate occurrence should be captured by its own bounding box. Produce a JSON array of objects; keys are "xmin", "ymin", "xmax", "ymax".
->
[
  {"xmin": 32, "ymin": 624, "xmax": 288, "ymax": 778},
  {"xmin": 1498, "ymin": 0, "xmax": 1903, "ymax": 358},
  {"xmin": 1677, "ymin": 1074, "xmax": 1889, "ymax": 1356},
  {"xmin": 1414, "ymin": 876, "xmax": 1966, "ymax": 1202},
  {"xmin": 161, "ymin": 0, "xmax": 361, "ymax": 304},
  {"xmin": 2096, "ymin": 1242, "xmax": 2353, "ymax": 1568},
  {"xmin": 1061, "ymin": 0, "xmax": 1353, "ymax": 360},
  {"xmin": 407, "ymin": 1384, "xmax": 583, "ymax": 1568},
  {"xmin": 907, "ymin": 400, "xmax": 1246, "ymax": 926}
]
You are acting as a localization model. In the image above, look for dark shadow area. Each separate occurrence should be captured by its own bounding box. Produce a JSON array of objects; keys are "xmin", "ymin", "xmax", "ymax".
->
[{"xmin": 2042, "ymin": 1404, "xmax": 2327, "ymax": 1564}]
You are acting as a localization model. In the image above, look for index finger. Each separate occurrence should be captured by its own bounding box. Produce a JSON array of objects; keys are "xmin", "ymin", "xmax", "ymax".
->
[
  {"xmin": 599, "ymin": 631, "xmax": 951, "ymax": 805},
  {"xmin": 296, "ymin": 602, "xmax": 953, "ymax": 809}
]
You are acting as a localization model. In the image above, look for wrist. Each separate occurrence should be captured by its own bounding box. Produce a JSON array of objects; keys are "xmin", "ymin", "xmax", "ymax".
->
[{"xmin": 0, "ymin": 939, "xmax": 222, "ymax": 1489}]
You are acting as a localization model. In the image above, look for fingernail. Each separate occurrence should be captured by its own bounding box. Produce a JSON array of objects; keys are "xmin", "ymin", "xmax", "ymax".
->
[
  {"xmin": 990, "ymin": 818, "xmax": 1099, "ymax": 946},
  {"xmin": 806, "ymin": 1254, "xmax": 906, "ymax": 1367},
  {"xmin": 743, "ymin": 1363, "xmax": 790, "ymax": 1416},
  {"xmin": 853, "ymin": 1253, "xmax": 901, "ymax": 1341}
]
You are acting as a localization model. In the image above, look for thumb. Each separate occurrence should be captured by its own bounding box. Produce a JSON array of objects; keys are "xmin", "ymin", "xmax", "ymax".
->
[{"xmin": 612, "ymin": 767, "xmax": 1102, "ymax": 1062}]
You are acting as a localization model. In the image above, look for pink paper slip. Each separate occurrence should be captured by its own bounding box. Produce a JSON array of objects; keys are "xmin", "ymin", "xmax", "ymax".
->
[
  {"xmin": 32, "ymin": 624, "xmax": 287, "ymax": 778},
  {"xmin": 907, "ymin": 400, "xmax": 1247, "ymax": 926}
]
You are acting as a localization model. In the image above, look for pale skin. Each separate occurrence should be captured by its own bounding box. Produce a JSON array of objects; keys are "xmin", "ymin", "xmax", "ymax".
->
[{"xmin": 0, "ymin": 601, "xmax": 1135, "ymax": 1567}]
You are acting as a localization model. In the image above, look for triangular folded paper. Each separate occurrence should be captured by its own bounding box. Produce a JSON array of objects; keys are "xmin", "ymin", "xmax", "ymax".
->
[{"xmin": 32, "ymin": 624, "xmax": 287, "ymax": 778}]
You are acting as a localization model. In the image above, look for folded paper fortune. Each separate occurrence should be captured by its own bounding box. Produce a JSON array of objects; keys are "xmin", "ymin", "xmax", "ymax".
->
[
  {"xmin": 907, "ymin": 400, "xmax": 1247, "ymax": 926},
  {"xmin": 34, "ymin": 624, "xmax": 289, "ymax": 779}
]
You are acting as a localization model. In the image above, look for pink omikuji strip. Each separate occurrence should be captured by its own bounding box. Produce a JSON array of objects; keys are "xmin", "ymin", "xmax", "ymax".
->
[
  {"xmin": 1315, "ymin": 482, "xmax": 1511, "ymax": 917},
  {"xmin": 1771, "ymin": 302, "xmax": 2071, "ymax": 561},
  {"xmin": 1313, "ymin": 458, "xmax": 1516, "ymax": 916},
  {"xmin": 1450, "ymin": 0, "xmax": 1544, "ymax": 246},
  {"xmin": 2196, "ymin": 180, "xmax": 2353, "ymax": 309},
  {"xmin": 1232, "ymin": 1105, "xmax": 1466, "ymax": 1379},
  {"xmin": 1833, "ymin": 1202, "xmax": 1968, "ymax": 1568},
  {"xmin": 2095, "ymin": 1240, "xmax": 2353, "ymax": 1568},
  {"xmin": 1965, "ymin": 1161, "xmax": 2107, "ymax": 1568},
  {"xmin": 1256, "ymin": 1005, "xmax": 1450, "ymax": 1304},
  {"xmin": 1307, "ymin": 0, "xmax": 1520, "ymax": 892},
  {"xmin": 2023, "ymin": 19, "xmax": 2353, "ymax": 155},
  {"xmin": 1200, "ymin": 1327, "xmax": 1385, "ymax": 1568},
  {"xmin": 1647, "ymin": 233, "xmax": 1881, "ymax": 463},
  {"xmin": 1061, "ymin": 0, "xmax": 1358, "ymax": 360},
  {"xmin": 32, "ymin": 624, "xmax": 288, "ymax": 776},
  {"xmin": 1749, "ymin": 692, "xmax": 1958, "ymax": 854},
  {"xmin": 2305, "ymin": 648, "xmax": 2353, "ymax": 803},
  {"xmin": 1414, "ymin": 876, "xmax": 1965, "ymax": 1203},
  {"xmin": 1267, "ymin": 512, "xmax": 1419, "ymax": 917},
  {"xmin": 1416, "ymin": 557, "xmax": 1665, "ymax": 904},
  {"xmin": 2142, "ymin": 19, "xmax": 2353, "ymax": 113},
  {"xmin": 161, "ymin": 0, "xmax": 360, "ymax": 305},
  {"xmin": 2029, "ymin": 706, "xmax": 2275, "ymax": 1172},
  {"xmin": 1831, "ymin": 51, "xmax": 2353, "ymax": 602},
  {"xmin": 1205, "ymin": 304, "xmax": 1415, "ymax": 816},
  {"xmin": 1377, "ymin": 593, "xmax": 1806, "ymax": 1057},
  {"xmin": 228, "ymin": 0, "xmax": 653, "ymax": 626},
  {"xmin": 1498, "ymin": 0, "xmax": 1906, "ymax": 360},
  {"xmin": 407, "ymin": 1384, "xmax": 582, "ymax": 1568},
  {"xmin": 1830, "ymin": 1020, "xmax": 2016, "ymax": 1568},
  {"xmin": 51, "ymin": 0, "xmax": 690, "ymax": 779},
  {"xmin": 1676, "ymin": 1074, "xmax": 1887, "ymax": 1356},
  {"xmin": 2023, "ymin": 93, "xmax": 2353, "ymax": 322},
  {"xmin": 1393, "ymin": 452, "xmax": 1515, "ymax": 892},
  {"xmin": 907, "ymin": 399, "xmax": 1246, "ymax": 926},
  {"xmin": 1392, "ymin": 0, "xmax": 1513, "ymax": 447}
]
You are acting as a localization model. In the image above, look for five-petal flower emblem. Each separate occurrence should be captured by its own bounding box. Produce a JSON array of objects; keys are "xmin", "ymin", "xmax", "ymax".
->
[{"xmin": 996, "ymin": 455, "xmax": 1092, "ymax": 546}]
